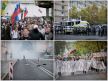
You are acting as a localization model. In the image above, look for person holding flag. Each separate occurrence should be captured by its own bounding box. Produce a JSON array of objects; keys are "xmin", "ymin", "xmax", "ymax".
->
[{"xmin": 10, "ymin": 2, "xmax": 22, "ymax": 39}]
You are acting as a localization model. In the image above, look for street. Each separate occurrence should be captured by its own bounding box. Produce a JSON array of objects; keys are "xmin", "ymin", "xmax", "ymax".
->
[
  {"xmin": 55, "ymin": 34, "xmax": 106, "ymax": 40},
  {"xmin": 56, "ymin": 71, "xmax": 107, "ymax": 80},
  {"xmin": 13, "ymin": 59, "xmax": 54, "ymax": 80}
]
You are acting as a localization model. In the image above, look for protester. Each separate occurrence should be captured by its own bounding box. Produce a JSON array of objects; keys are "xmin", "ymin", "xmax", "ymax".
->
[
  {"xmin": 55, "ymin": 24, "xmax": 107, "ymax": 37},
  {"xmin": 56, "ymin": 56, "xmax": 106, "ymax": 76},
  {"xmin": 11, "ymin": 28, "xmax": 19, "ymax": 40},
  {"xmin": 21, "ymin": 28, "xmax": 30, "ymax": 40},
  {"xmin": 1, "ymin": 17, "xmax": 53, "ymax": 40},
  {"xmin": 29, "ymin": 24, "xmax": 45, "ymax": 40},
  {"xmin": 45, "ymin": 24, "xmax": 53, "ymax": 40}
]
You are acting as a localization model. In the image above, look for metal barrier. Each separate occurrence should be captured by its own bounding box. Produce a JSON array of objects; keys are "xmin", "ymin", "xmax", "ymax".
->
[
  {"xmin": 2, "ymin": 60, "xmax": 17, "ymax": 80},
  {"xmin": 9, "ymin": 61, "xmax": 13, "ymax": 80}
]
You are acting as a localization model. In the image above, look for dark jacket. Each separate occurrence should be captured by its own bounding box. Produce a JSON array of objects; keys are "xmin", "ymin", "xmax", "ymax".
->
[{"xmin": 29, "ymin": 29, "xmax": 45, "ymax": 40}]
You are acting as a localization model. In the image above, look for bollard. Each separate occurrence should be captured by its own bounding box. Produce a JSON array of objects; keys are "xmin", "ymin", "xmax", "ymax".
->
[{"xmin": 8, "ymin": 62, "xmax": 13, "ymax": 80}]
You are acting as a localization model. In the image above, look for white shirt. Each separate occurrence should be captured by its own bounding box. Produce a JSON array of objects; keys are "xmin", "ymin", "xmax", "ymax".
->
[{"xmin": 11, "ymin": 30, "xmax": 19, "ymax": 38}]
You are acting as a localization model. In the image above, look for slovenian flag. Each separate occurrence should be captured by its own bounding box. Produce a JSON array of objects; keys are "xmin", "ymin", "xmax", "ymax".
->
[{"xmin": 11, "ymin": 3, "xmax": 21, "ymax": 26}]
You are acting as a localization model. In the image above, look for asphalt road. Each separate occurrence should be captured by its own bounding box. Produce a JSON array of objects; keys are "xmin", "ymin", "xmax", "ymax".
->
[
  {"xmin": 31, "ymin": 59, "xmax": 53, "ymax": 72},
  {"xmin": 55, "ymin": 34, "xmax": 107, "ymax": 40},
  {"xmin": 56, "ymin": 71, "xmax": 107, "ymax": 80},
  {"xmin": 13, "ymin": 59, "xmax": 54, "ymax": 80}
]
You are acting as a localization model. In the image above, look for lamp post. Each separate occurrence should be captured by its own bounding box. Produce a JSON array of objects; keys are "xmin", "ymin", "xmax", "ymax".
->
[{"xmin": 21, "ymin": 9, "xmax": 24, "ymax": 20}]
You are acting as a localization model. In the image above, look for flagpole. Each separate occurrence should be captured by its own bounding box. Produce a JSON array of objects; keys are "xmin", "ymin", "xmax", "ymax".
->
[{"xmin": 21, "ymin": 10, "xmax": 23, "ymax": 20}]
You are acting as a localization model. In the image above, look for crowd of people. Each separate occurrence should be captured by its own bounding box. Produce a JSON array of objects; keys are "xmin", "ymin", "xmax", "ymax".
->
[
  {"xmin": 55, "ymin": 56, "xmax": 106, "ymax": 76},
  {"xmin": 55, "ymin": 25, "xmax": 107, "ymax": 36},
  {"xmin": 1, "ymin": 17, "xmax": 53, "ymax": 40}
]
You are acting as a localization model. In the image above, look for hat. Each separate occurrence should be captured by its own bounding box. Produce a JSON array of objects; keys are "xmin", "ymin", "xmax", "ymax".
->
[{"xmin": 33, "ymin": 25, "xmax": 38, "ymax": 29}]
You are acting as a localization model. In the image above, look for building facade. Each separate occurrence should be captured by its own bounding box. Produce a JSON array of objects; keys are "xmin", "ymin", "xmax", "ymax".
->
[{"xmin": 54, "ymin": 0, "xmax": 69, "ymax": 22}]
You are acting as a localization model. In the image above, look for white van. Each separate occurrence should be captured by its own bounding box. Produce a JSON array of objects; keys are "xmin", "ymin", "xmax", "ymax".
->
[{"xmin": 62, "ymin": 20, "xmax": 90, "ymax": 33}]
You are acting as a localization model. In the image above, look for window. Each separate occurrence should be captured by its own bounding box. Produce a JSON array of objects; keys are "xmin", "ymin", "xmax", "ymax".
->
[
  {"xmin": 67, "ymin": 22, "xmax": 71, "ymax": 26},
  {"xmin": 62, "ymin": 17, "xmax": 64, "ymax": 20},
  {"xmin": 76, "ymin": 21, "xmax": 80, "ymax": 24},
  {"xmin": 71, "ymin": 22, "xmax": 74, "ymax": 26},
  {"xmin": 61, "ymin": 11, "xmax": 64, "ymax": 14},
  {"xmin": 62, "ymin": 6, "xmax": 64, "ymax": 9}
]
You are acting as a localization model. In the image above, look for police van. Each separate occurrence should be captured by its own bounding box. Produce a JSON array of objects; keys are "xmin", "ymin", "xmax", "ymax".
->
[{"xmin": 61, "ymin": 19, "xmax": 90, "ymax": 33}]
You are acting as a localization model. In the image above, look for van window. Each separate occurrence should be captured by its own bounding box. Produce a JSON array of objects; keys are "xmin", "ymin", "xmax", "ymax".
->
[
  {"xmin": 76, "ymin": 21, "xmax": 80, "ymax": 24},
  {"xmin": 64, "ymin": 22, "xmax": 67, "ymax": 26},
  {"xmin": 60, "ymin": 22, "xmax": 62, "ymax": 25},
  {"xmin": 71, "ymin": 22, "xmax": 74, "ymax": 26},
  {"xmin": 68, "ymin": 22, "xmax": 71, "ymax": 26}
]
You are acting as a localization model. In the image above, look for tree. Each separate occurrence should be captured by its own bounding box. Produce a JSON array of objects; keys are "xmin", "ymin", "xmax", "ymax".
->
[
  {"xmin": 69, "ymin": 6, "xmax": 79, "ymax": 19},
  {"xmin": 79, "ymin": 8, "xmax": 88, "ymax": 21},
  {"xmin": 55, "ymin": 41, "xmax": 107, "ymax": 57},
  {"xmin": 89, "ymin": 4, "xmax": 99, "ymax": 24},
  {"xmin": 69, "ymin": 3, "xmax": 107, "ymax": 24},
  {"xmin": 74, "ymin": 41, "xmax": 107, "ymax": 56},
  {"xmin": 55, "ymin": 41, "xmax": 66, "ymax": 55},
  {"xmin": 98, "ymin": 5, "xmax": 107, "ymax": 24}
]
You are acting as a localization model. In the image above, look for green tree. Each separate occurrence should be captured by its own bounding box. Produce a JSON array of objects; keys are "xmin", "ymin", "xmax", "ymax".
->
[
  {"xmin": 69, "ymin": 3, "xmax": 107, "ymax": 25},
  {"xmin": 79, "ymin": 8, "xmax": 88, "ymax": 21},
  {"xmin": 69, "ymin": 6, "xmax": 79, "ymax": 19},
  {"xmin": 89, "ymin": 4, "xmax": 99, "ymax": 24},
  {"xmin": 55, "ymin": 41, "xmax": 66, "ymax": 55},
  {"xmin": 98, "ymin": 5, "xmax": 107, "ymax": 24},
  {"xmin": 55, "ymin": 41, "xmax": 107, "ymax": 57},
  {"xmin": 74, "ymin": 41, "xmax": 107, "ymax": 56}
]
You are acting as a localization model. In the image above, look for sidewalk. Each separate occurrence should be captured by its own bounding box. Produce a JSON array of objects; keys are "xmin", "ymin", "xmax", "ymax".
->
[
  {"xmin": 56, "ymin": 71, "xmax": 107, "ymax": 80},
  {"xmin": 55, "ymin": 34, "xmax": 107, "ymax": 40}
]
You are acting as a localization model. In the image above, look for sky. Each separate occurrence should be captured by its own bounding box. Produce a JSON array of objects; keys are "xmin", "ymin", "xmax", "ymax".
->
[
  {"xmin": 6, "ymin": 41, "xmax": 53, "ymax": 59},
  {"xmin": 4, "ymin": 2, "xmax": 46, "ymax": 17}
]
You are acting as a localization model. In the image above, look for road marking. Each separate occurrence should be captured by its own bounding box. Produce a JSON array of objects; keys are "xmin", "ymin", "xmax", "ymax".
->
[
  {"xmin": 39, "ymin": 66, "xmax": 53, "ymax": 75},
  {"xmin": 39, "ymin": 66, "xmax": 54, "ymax": 78},
  {"xmin": 27, "ymin": 60, "xmax": 54, "ymax": 78},
  {"xmin": 25, "ymin": 64, "xmax": 29, "ymax": 65}
]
